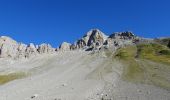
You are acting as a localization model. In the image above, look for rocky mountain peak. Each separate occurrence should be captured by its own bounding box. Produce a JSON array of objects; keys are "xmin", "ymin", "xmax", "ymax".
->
[
  {"xmin": 85, "ymin": 29, "xmax": 108, "ymax": 46},
  {"xmin": 85, "ymin": 29, "xmax": 107, "ymax": 37},
  {"xmin": 0, "ymin": 36, "xmax": 17, "ymax": 44},
  {"xmin": 59, "ymin": 42, "xmax": 71, "ymax": 51},
  {"xmin": 38, "ymin": 43, "xmax": 55, "ymax": 54},
  {"xmin": 109, "ymin": 31, "xmax": 136, "ymax": 39},
  {"xmin": 0, "ymin": 29, "xmax": 141, "ymax": 59},
  {"xmin": 75, "ymin": 29, "xmax": 108, "ymax": 49},
  {"xmin": 0, "ymin": 36, "xmax": 55, "ymax": 59}
]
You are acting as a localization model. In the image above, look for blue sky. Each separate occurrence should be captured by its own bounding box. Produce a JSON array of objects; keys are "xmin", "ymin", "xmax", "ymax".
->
[{"xmin": 0, "ymin": 0, "xmax": 170, "ymax": 47}]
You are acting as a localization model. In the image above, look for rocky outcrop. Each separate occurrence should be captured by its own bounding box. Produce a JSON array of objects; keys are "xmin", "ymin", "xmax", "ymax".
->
[
  {"xmin": 103, "ymin": 31, "xmax": 138, "ymax": 50},
  {"xmin": 74, "ymin": 30, "xmax": 138, "ymax": 51},
  {"xmin": 25, "ymin": 43, "xmax": 38, "ymax": 58},
  {"xmin": 0, "ymin": 36, "xmax": 19, "ymax": 58},
  {"xmin": 76, "ymin": 29, "xmax": 108, "ymax": 50},
  {"xmin": 0, "ymin": 36, "xmax": 56, "ymax": 59},
  {"xmin": 17, "ymin": 43, "xmax": 27, "ymax": 58},
  {"xmin": 37, "ymin": 43, "xmax": 55, "ymax": 54},
  {"xmin": 0, "ymin": 29, "xmax": 145, "ymax": 59},
  {"xmin": 59, "ymin": 42, "xmax": 71, "ymax": 51},
  {"xmin": 109, "ymin": 31, "xmax": 135, "ymax": 40},
  {"xmin": 84, "ymin": 29, "xmax": 108, "ymax": 46}
]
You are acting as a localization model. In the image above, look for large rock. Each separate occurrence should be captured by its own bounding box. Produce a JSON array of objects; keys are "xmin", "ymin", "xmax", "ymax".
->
[
  {"xmin": 109, "ymin": 31, "xmax": 135, "ymax": 40},
  {"xmin": 76, "ymin": 29, "xmax": 108, "ymax": 49},
  {"xmin": 37, "ymin": 43, "xmax": 55, "ymax": 54},
  {"xmin": 85, "ymin": 29, "xmax": 108, "ymax": 46},
  {"xmin": 0, "ymin": 36, "xmax": 18, "ymax": 58},
  {"xmin": 59, "ymin": 42, "xmax": 71, "ymax": 51},
  {"xmin": 105, "ymin": 31, "xmax": 137, "ymax": 49},
  {"xmin": 25, "ymin": 43, "xmax": 38, "ymax": 58},
  {"xmin": 17, "ymin": 43, "xmax": 27, "ymax": 58}
]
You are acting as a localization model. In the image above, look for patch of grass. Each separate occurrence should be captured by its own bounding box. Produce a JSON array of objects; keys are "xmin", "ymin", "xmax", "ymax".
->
[
  {"xmin": 137, "ymin": 43, "xmax": 170, "ymax": 64},
  {"xmin": 122, "ymin": 60, "xmax": 145, "ymax": 83},
  {"xmin": 115, "ymin": 46, "xmax": 137, "ymax": 60},
  {"xmin": 115, "ymin": 46, "xmax": 145, "ymax": 83},
  {"xmin": 0, "ymin": 72, "xmax": 26, "ymax": 85},
  {"xmin": 114, "ymin": 45, "xmax": 170, "ymax": 90}
]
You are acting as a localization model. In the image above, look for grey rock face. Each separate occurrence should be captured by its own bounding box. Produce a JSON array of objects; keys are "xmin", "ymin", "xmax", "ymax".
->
[
  {"xmin": 0, "ymin": 36, "xmax": 18, "ymax": 58},
  {"xmin": 37, "ymin": 43, "xmax": 55, "ymax": 54},
  {"xmin": 59, "ymin": 42, "xmax": 71, "ymax": 51},
  {"xmin": 86, "ymin": 29, "xmax": 108, "ymax": 47},
  {"xmin": 109, "ymin": 31, "xmax": 136, "ymax": 40},
  {"xmin": 17, "ymin": 43, "xmax": 27, "ymax": 58},
  {"xmin": 25, "ymin": 43, "xmax": 38, "ymax": 58},
  {"xmin": 70, "ymin": 44, "xmax": 77, "ymax": 50},
  {"xmin": 76, "ymin": 29, "xmax": 108, "ymax": 50},
  {"xmin": 106, "ymin": 31, "xmax": 137, "ymax": 49},
  {"xmin": 74, "ymin": 30, "xmax": 137, "ymax": 52},
  {"xmin": 0, "ymin": 29, "xmax": 143, "ymax": 59},
  {"xmin": 0, "ymin": 36, "xmax": 56, "ymax": 59}
]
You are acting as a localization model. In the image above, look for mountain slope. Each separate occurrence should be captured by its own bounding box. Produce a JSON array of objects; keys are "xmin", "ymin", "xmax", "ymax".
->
[{"xmin": 0, "ymin": 29, "xmax": 170, "ymax": 100}]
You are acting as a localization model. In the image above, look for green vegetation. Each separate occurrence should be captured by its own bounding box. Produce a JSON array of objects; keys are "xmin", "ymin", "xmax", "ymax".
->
[
  {"xmin": 0, "ymin": 72, "xmax": 26, "ymax": 85},
  {"xmin": 137, "ymin": 43, "xmax": 170, "ymax": 64},
  {"xmin": 115, "ymin": 44, "xmax": 170, "ymax": 90},
  {"xmin": 115, "ymin": 46, "xmax": 137, "ymax": 59},
  {"xmin": 115, "ymin": 46, "xmax": 145, "ymax": 83}
]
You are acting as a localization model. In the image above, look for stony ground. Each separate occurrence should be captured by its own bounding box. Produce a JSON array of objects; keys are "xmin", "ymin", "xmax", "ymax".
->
[{"xmin": 0, "ymin": 50, "xmax": 169, "ymax": 100}]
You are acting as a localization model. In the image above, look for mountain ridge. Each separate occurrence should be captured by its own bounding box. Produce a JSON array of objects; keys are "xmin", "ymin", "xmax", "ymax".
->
[
  {"xmin": 0, "ymin": 29, "xmax": 140, "ymax": 59},
  {"xmin": 0, "ymin": 29, "xmax": 169, "ymax": 59}
]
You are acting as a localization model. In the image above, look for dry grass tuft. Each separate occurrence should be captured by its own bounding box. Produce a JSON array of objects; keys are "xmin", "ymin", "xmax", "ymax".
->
[{"xmin": 0, "ymin": 72, "xmax": 27, "ymax": 85}]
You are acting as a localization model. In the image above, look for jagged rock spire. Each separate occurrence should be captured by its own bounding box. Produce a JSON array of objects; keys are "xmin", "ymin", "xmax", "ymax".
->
[
  {"xmin": 59, "ymin": 42, "xmax": 71, "ymax": 51},
  {"xmin": 76, "ymin": 29, "xmax": 108, "ymax": 49},
  {"xmin": 38, "ymin": 43, "xmax": 55, "ymax": 54}
]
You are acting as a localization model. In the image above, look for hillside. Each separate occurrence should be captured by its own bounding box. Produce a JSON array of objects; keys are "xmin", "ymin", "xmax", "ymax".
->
[{"xmin": 0, "ymin": 29, "xmax": 170, "ymax": 100}]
